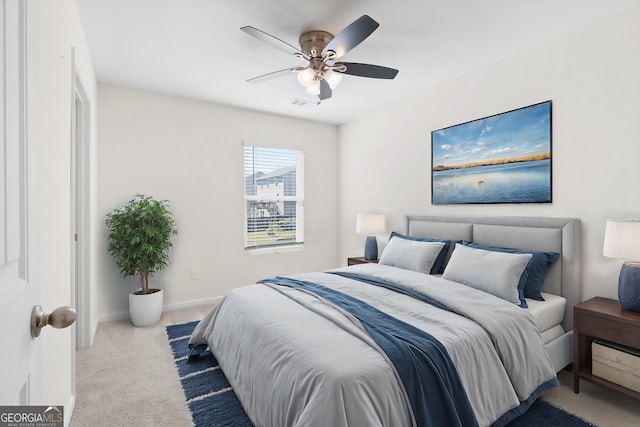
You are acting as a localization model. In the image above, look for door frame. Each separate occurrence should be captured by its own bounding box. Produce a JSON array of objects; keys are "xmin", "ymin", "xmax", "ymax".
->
[{"xmin": 71, "ymin": 51, "xmax": 93, "ymax": 350}]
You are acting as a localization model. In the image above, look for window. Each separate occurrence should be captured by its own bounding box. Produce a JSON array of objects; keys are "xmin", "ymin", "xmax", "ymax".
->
[{"xmin": 244, "ymin": 145, "xmax": 304, "ymax": 249}]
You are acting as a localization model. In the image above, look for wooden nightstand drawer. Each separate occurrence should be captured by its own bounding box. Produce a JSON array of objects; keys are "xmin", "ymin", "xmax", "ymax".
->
[{"xmin": 578, "ymin": 313, "xmax": 640, "ymax": 349}]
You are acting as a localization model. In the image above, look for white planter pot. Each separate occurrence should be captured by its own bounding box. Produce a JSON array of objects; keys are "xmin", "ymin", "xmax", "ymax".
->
[{"xmin": 129, "ymin": 289, "xmax": 163, "ymax": 327}]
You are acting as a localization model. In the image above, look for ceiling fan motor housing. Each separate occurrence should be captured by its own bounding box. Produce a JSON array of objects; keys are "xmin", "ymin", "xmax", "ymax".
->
[{"xmin": 299, "ymin": 31, "xmax": 334, "ymax": 57}]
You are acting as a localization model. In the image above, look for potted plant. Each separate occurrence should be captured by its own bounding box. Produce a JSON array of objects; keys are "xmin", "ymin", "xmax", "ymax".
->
[{"xmin": 105, "ymin": 194, "xmax": 178, "ymax": 326}]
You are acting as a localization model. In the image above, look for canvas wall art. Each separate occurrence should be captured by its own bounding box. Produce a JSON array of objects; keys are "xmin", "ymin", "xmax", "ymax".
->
[{"xmin": 431, "ymin": 101, "xmax": 552, "ymax": 204}]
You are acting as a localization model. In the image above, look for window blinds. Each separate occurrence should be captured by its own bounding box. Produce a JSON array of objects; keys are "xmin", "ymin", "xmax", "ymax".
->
[{"xmin": 244, "ymin": 145, "xmax": 304, "ymax": 249}]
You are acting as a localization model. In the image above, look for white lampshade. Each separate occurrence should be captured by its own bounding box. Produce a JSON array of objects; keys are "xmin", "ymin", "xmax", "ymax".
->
[
  {"xmin": 356, "ymin": 214, "xmax": 385, "ymax": 235},
  {"xmin": 603, "ymin": 219, "xmax": 640, "ymax": 261}
]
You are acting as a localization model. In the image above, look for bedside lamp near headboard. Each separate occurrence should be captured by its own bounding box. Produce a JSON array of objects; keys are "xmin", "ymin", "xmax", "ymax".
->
[
  {"xmin": 603, "ymin": 219, "xmax": 640, "ymax": 312},
  {"xmin": 356, "ymin": 214, "xmax": 385, "ymax": 260}
]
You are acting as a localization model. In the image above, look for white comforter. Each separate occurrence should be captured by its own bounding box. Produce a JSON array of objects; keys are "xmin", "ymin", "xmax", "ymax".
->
[{"xmin": 189, "ymin": 264, "xmax": 557, "ymax": 427}]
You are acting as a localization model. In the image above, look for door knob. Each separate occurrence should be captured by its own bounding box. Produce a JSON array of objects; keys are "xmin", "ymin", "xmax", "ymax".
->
[{"xmin": 30, "ymin": 305, "xmax": 77, "ymax": 338}]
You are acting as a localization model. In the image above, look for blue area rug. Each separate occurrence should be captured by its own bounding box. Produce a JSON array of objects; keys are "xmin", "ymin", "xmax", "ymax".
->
[
  {"xmin": 166, "ymin": 321, "xmax": 252, "ymax": 427},
  {"xmin": 167, "ymin": 321, "xmax": 598, "ymax": 427}
]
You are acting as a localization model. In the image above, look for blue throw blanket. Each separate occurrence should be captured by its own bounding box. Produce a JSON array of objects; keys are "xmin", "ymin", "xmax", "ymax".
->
[
  {"xmin": 261, "ymin": 276, "xmax": 479, "ymax": 427},
  {"xmin": 330, "ymin": 271, "xmax": 559, "ymax": 427}
]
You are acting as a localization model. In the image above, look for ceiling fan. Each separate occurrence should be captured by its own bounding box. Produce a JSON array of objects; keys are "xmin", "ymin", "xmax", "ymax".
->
[{"xmin": 241, "ymin": 15, "xmax": 399, "ymax": 102}]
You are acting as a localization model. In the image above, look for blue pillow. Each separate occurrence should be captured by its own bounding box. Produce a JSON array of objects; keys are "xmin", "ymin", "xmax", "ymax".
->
[
  {"xmin": 462, "ymin": 241, "xmax": 559, "ymax": 302},
  {"xmin": 388, "ymin": 232, "xmax": 451, "ymax": 274}
]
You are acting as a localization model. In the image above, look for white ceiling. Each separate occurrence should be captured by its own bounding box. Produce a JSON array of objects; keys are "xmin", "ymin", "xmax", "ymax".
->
[{"xmin": 75, "ymin": 0, "xmax": 637, "ymax": 125}]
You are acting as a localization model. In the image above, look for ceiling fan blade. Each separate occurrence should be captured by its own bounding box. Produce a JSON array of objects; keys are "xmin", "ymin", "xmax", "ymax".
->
[
  {"xmin": 339, "ymin": 62, "xmax": 399, "ymax": 79},
  {"xmin": 241, "ymin": 26, "xmax": 307, "ymax": 58},
  {"xmin": 319, "ymin": 79, "xmax": 332, "ymax": 100},
  {"xmin": 321, "ymin": 15, "xmax": 379, "ymax": 59},
  {"xmin": 246, "ymin": 67, "xmax": 298, "ymax": 84}
]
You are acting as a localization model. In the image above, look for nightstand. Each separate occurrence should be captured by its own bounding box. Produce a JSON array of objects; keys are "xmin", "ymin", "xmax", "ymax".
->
[
  {"xmin": 573, "ymin": 297, "xmax": 640, "ymax": 400},
  {"xmin": 347, "ymin": 257, "xmax": 379, "ymax": 266}
]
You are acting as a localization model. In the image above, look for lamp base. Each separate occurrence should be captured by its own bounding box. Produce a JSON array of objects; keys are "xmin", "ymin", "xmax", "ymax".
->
[
  {"xmin": 619, "ymin": 261, "xmax": 640, "ymax": 312},
  {"xmin": 364, "ymin": 236, "xmax": 378, "ymax": 260}
]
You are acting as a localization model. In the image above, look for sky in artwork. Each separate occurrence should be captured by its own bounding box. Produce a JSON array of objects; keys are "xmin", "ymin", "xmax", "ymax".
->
[{"xmin": 432, "ymin": 102, "xmax": 551, "ymax": 168}]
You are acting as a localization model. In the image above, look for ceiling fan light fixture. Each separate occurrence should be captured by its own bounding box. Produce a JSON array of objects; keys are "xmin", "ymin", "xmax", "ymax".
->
[
  {"xmin": 324, "ymin": 69, "xmax": 342, "ymax": 89},
  {"xmin": 305, "ymin": 80, "xmax": 321, "ymax": 95},
  {"xmin": 297, "ymin": 68, "xmax": 316, "ymax": 87}
]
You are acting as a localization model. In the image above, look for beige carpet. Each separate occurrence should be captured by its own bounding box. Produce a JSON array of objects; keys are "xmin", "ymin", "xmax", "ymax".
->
[
  {"xmin": 72, "ymin": 305, "xmax": 213, "ymax": 427},
  {"xmin": 72, "ymin": 305, "xmax": 640, "ymax": 427}
]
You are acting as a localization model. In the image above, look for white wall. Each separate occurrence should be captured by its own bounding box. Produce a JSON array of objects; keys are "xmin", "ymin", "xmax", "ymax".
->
[
  {"xmin": 97, "ymin": 85, "xmax": 338, "ymax": 319},
  {"xmin": 338, "ymin": 6, "xmax": 640, "ymax": 302},
  {"xmin": 96, "ymin": 5, "xmax": 639, "ymax": 317},
  {"xmin": 33, "ymin": 0, "xmax": 98, "ymax": 419}
]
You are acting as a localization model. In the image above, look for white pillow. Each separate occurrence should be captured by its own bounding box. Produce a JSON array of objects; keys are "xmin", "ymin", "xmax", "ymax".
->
[
  {"xmin": 442, "ymin": 243, "xmax": 532, "ymax": 305},
  {"xmin": 378, "ymin": 237, "xmax": 446, "ymax": 274}
]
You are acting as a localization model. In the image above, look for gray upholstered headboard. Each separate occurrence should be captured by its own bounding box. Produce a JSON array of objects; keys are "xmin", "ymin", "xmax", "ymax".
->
[{"xmin": 406, "ymin": 215, "xmax": 582, "ymax": 331}]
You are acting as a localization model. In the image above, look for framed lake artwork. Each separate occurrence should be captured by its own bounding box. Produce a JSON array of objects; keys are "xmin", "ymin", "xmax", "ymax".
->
[{"xmin": 431, "ymin": 101, "xmax": 552, "ymax": 204}]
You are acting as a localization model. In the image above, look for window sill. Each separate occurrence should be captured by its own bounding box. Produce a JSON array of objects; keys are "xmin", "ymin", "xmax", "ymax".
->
[{"xmin": 245, "ymin": 244, "xmax": 304, "ymax": 255}]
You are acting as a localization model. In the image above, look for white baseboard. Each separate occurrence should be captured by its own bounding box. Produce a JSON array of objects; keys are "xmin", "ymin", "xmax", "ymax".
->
[
  {"xmin": 91, "ymin": 319, "xmax": 99, "ymax": 346},
  {"xmin": 163, "ymin": 296, "xmax": 224, "ymax": 312},
  {"xmin": 98, "ymin": 296, "xmax": 223, "ymax": 323},
  {"xmin": 65, "ymin": 394, "xmax": 75, "ymax": 427},
  {"xmin": 99, "ymin": 310, "xmax": 130, "ymax": 323}
]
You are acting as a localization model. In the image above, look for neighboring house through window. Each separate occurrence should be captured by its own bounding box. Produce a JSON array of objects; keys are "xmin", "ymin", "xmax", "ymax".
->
[{"xmin": 244, "ymin": 145, "xmax": 304, "ymax": 249}]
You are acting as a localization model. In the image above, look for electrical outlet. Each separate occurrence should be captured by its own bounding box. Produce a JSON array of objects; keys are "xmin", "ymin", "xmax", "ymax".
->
[{"xmin": 191, "ymin": 268, "xmax": 201, "ymax": 280}]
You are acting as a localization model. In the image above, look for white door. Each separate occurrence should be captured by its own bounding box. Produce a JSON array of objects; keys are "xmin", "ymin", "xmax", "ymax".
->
[{"xmin": 0, "ymin": 0, "xmax": 40, "ymax": 405}]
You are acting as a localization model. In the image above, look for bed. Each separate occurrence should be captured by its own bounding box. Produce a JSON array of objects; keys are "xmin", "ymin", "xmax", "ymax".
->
[{"xmin": 189, "ymin": 215, "xmax": 582, "ymax": 427}]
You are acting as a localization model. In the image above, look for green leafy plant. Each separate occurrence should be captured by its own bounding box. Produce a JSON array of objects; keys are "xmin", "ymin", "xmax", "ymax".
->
[{"xmin": 105, "ymin": 194, "xmax": 178, "ymax": 295}]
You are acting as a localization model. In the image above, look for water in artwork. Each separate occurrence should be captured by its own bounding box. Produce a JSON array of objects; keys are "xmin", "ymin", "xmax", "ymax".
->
[{"xmin": 432, "ymin": 159, "xmax": 550, "ymax": 204}]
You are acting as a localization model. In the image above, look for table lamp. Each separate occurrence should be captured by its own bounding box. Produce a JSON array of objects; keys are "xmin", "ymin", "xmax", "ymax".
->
[
  {"xmin": 603, "ymin": 219, "xmax": 640, "ymax": 312},
  {"xmin": 356, "ymin": 214, "xmax": 385, "ymax": 260}
]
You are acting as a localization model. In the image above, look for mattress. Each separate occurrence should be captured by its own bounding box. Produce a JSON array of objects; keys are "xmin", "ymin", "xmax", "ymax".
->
[{"xmin": 525, "ymin": 292, "xmax": 566, "ymax": 334}]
